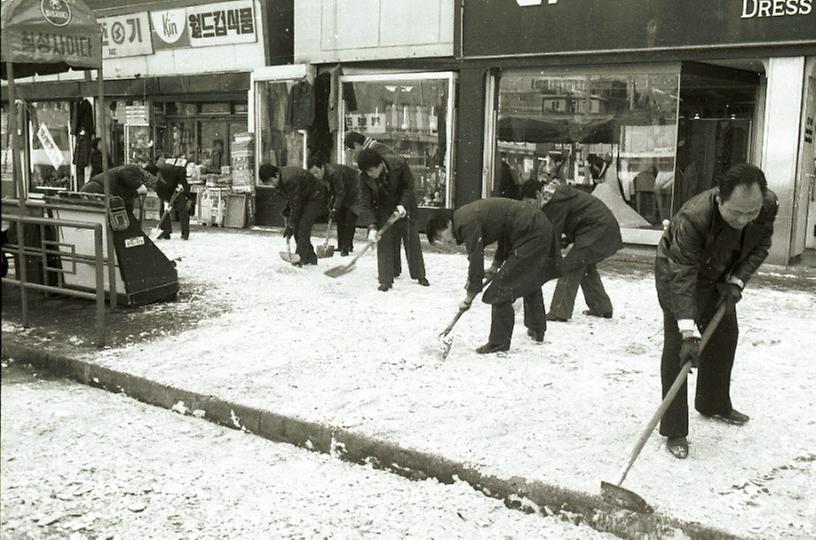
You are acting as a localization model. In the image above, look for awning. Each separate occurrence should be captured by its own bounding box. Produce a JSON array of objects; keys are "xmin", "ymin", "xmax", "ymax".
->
[{"xmin": 1, "ymin": 0, "xmax": 102, "ymax": 79}]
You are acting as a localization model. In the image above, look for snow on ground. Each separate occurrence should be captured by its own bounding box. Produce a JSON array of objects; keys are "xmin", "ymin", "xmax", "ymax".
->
[
  {"xmin": 10, "ymin": 229, "xmax": 816, "ymax": 538},
  {"xmin": 0, "ymin": 366, "xmax": 614, "ymax": 539}
]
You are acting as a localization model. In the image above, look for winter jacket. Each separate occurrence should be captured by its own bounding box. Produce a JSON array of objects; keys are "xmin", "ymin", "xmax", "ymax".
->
[
  {"xmin": 81, "ymin": 165, "xmax": 146, "ymax": 212},
  {"xmin": 452, "ymin": 198, "xmax": 560, "ymax": 299},
  {"xmin": 542, "ymin": 185, "xmax": 622, "ymax": 273},
  {"xmin": 655, "ymin": 187, "xmax": 778, "ymax": 320},
  {"xmin": 154, "ymin": 164, "xmax": 190, "ymax": 202},
  {"xmin": 277, "ymin": 167, "xmax": 326, "ymax": 231},
  {"xmin": 358, "ymin": 154, "xmax": 417, "ymax": 227},
  {"xmin": 287, "ymin": 80, "xmax": 315, "ymax": 129},
  {"xmin": 71, "ymin": 99, "xmax": 94, "ymax": 136},
  {"xmin": 326, "ymin": 163, "xmax": 360, "ymax": 215}
]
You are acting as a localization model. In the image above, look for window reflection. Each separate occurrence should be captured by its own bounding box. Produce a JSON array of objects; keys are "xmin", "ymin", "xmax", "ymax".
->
[
  {"xmin": 342, "ymin": 77, "xmax": 450, "ymax": 208},
  {"xmin": 496, "ymin": 71, "xmax": 680, "ymax": 228}
]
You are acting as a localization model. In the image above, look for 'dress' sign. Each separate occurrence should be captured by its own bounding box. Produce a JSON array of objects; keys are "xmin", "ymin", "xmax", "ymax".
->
[{"xmin": 464, "ymin": 0, "xmax": 816, "ymax": 57}]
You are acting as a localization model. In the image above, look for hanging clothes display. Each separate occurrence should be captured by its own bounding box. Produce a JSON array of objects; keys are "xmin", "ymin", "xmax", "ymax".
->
[
  {"xmin": 286, "ymin": 79, "xmax": 315, "ymax": 130},
  {"xmin": 71, "ymin": 98, "xmax": 95, "ymax": 184}
]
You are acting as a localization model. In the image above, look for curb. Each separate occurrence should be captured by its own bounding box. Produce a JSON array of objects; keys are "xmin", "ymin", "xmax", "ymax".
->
[{"xmin": 2, "ymin": 336, "xmax": 742, "ymax": 540}]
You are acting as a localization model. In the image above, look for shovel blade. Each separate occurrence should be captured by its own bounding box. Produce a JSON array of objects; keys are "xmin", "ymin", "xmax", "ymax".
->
[
  {"xmin": 279, "ymin": 251, "xmax": 301, "ymax": 264},
  {"xmin": 316, "ymin": 244, "xmax": 335, "ymax": 258},
  {"xmin": 324, "ymin": 263, "xmax": 354, "ymax": 278},
  {"xmin": 600, "ymin": 481, "xmax": 654, "ymax": 514},
  {"xmin": 437, "ymin": 336, "xmax": 453, "ymax": 360}
]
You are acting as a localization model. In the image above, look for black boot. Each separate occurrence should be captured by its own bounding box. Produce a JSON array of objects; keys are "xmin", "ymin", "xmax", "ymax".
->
[
  {"xmin": 666, "ymin": 436, "xmax": 688, "ymax": 459},
  {"xmin": 475, "ymin": 342, "xmax": 510, "ymax": 354}
]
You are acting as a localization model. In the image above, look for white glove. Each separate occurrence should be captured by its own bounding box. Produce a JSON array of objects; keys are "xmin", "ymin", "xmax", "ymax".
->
[
  {"xmin": 484, "ymin": 264, "xmax": 501, "ymax": 281},
  {"xmin": 163, "ymin": 202, "xmax": 171, "ymax": 212},
  {"xmin": 175, "ymin": 184, "xmax": 184, "ymax": 193},
  {"xmin": 136, "ymin": 184, "xmax": 148, "ymax": 195},
  {"xmin": 396, "ymin": 205, "xmax": 407, "ymax": 218},
  {"xmin": 459, "ymin": 292, "xmax": 477, "ymax": 312},
  {"xmin": 367, "ymin": 228, "xmax": 378, "ymax": 243}
]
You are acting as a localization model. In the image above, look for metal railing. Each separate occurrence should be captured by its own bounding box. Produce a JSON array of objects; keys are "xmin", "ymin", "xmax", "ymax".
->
[{"xmin": 2, "ymin": 214, "xmax": 107, "ymax": 347}]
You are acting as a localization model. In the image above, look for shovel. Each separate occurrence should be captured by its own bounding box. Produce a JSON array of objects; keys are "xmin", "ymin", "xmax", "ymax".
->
[
  {"xmin": 149, "ymin": 189, "xmax": 181, "ymax": 240},
  {"xmin": 279, "ymin": 236, "xmax": 301, "ymax": 265},
  {"xmin": 437, "ymin": 276, "xmax": 494, "ymax": 360},
  {"xmin": 601, "ymin": 302, "xmax": 727, "ymax": 513},
  {"xmin": 324, "ymin": 210, "xmax": 402, "ymax": 278},
  {"xmin": 316, "ymin": 215, "xmax": 336, "ymax": 259}
]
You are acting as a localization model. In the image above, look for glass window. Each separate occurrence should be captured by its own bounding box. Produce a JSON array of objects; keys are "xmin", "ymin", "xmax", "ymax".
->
[
  {"xmin": 673, "ymin": 64, "xmax": 759, "ymax": 213},
  {"xmin": 495, "ymin": 69, "xmax": 680, "ymax": 229},
  {"xmin": 341, "ymin": 74, "xmax": 453, "ymax": 208},
  {"xmin": 255, "ymin": 80, "xmax": 306, "ymax": 169},
  {"xmin": 28, "ymin": 101, "xmax": 73, "ymax": 192}
]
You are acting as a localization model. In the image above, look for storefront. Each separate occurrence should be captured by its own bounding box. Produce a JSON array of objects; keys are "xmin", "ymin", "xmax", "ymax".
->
[
  {"xmin": 459, "ymin": 1, "xmax": 816, "ymax": 265},
  {"xmin": 247, "ymin": 0, "xmax": 457, "ymax": 226},
  {"xmin": 2, "ymin": 0, "xmax": 293, "ymax": 209}
]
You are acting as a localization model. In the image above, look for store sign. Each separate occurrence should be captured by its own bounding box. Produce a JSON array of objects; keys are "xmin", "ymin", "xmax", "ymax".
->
[
  {"xmin": 100, "ymin": 12, "xmax": 153, "ymax": 58},
  {"xmin": 465, "ymin": 0, "xmax": 816, "ymax": 57},
  {"xmin": 36, "ymin": 124, "xmax": 65, "ymax": 169},
  {"xmin": 40, "ymin": 0, "xmax": 72, "ymax": 27},
  {"xmin": 150, "ymin": 0, "xmax": 256, "ymax": 50},
  {"xmin": 741, "ymin": 0, "xmax": 813, "ymax": 18},
  {"xmin": 151, "ymin": 8, "xmax": 189, "ymax": 48}
]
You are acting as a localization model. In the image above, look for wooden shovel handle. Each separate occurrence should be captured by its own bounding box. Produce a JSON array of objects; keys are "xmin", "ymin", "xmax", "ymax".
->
[{"xmin": 613, "ymin": 302, "xmax": 728, "ymax": 487}]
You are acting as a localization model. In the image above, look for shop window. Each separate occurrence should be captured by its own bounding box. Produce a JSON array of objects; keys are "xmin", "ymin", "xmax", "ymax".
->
[
  {"xmin": 255, "ymin": 80, "xmax": 307, "ymax": 169},
  {"xmin": 340, "ymin": 73, "xmax": 455, "ymax": 208},
  {"xmin": 27, "ymin": 101, "xmax": 73, "ymax": 192},
  {"xmin": 494, "ymin": 69, "xmax": 680, "ymax": 229}
]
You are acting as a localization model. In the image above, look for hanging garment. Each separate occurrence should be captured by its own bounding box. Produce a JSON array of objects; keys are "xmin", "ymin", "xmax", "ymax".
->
[
  {"xmin": 287, "ymin": 79, "xmax": 315, "ymax": 130},
  {"xmin": 71, "ymin": 99, "xmax": 95, "ymax": 137}
]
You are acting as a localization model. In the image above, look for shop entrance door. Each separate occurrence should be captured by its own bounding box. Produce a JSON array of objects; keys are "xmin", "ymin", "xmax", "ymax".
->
[
  {"xmin": 792, "ymin": 76, "xmax": 816, "ymax": 259},
  {"xmin": 673, "ymin": 62, "xmax": 760, "ymax": 213}
]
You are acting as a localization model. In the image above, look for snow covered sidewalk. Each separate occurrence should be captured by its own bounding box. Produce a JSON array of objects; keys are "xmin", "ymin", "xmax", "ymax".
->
[{"xmin": 3, "ymin": 229, "xmax": 815, "ymax": 538}]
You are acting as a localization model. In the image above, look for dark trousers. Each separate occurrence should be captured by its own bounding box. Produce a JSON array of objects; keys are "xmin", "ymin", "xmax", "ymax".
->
[
  {"xmin": 489, "ymin": 288, "xmax": 547, "ymax": 346},
  {"xmin": 295, "ymin": 198, "xmax": 322, "ymax": 265},
  {"xmin": 549, "ymin": 263, "xmax": 613, "ymax": 319},
  {"xmin": 659, "ymin": 300, "xmax": 739, "ymax": 438},
  {"xmin": 159, "ymin": 194, "xmax": 190, "ymax": 238},
  {"xmin": 376, "ymin": 216, "xmax": 426, "ymax": 286},
  {"xmin": 336, "ymin": 206, "xmax": 357, "ymax": 253}
]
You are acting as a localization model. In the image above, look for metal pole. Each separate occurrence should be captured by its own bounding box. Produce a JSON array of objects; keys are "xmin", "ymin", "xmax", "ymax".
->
[
  {"xmin": 98, "ymin": 65, "xmax": 117, "ymax": 309},
  {"xmin": 94, "ymin": 223, "xmax": 106, "ymax": 347},
  {"xmin": 6, "ymin": 61, "xmax": 29, "ymax": 327}
]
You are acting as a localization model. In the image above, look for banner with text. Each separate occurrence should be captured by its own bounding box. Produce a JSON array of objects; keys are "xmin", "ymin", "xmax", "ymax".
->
[
  {"xmin": 101, "ymin": 12, "xmax": 153, "ymax": 58},
  {"xmin": 151, "ymin": 0, "xmax": 257, "ymax": 50}
]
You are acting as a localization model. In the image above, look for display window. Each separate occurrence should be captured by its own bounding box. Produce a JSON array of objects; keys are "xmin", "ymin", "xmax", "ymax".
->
[
  {"xmin": 27, "ymin": 101, "xmax": 74, "ymax": 193},
  {"xmin": 488, "ymin": 67, "xmax": 680, "ymax": 230},
  {"xmin": 154, "ymin": 101, "xmax": 248, "ymax": 172},
  {"xmin": 340, "ymin": 72, "xmax": 456, "ymax": 208},
  {"xmin": 254, "ymin": 79, "xmax": 308, "ymax": 169}
]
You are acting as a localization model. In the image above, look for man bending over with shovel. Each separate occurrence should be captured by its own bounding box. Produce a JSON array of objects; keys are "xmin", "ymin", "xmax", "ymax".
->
[
  {"xmin": 259, "ymin": 164, "xmax": 327, "ymax": 266},
  {"xmin": 656, "ymin": 163, "xmax": 777, "ymax": 459},
  {"xmin": 144, "ymin": 162, "xmax": 190, "ymax": 240},
  {"xmin": 426, "ymin": 199, "xmax": 560, "ymax": 354}
]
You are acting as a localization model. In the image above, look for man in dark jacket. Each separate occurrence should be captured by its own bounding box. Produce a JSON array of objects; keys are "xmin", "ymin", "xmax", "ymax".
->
[
  {"xmin": 357, "ymin": 149, "xmax": 428, "ymax": 291},
  {"xmin": 520, "ymin": 179, "xmax": 622, "ymax": 321},
  {"xmin": 145, "ymin": 163, "xmax": 190, "ymax": 240},
  {"xmin": 343, "ymin": 131, "xmax": 393, "ymax": 156},
  {"xmin": 426, "ymin": 199, "xmax": 560, "ymax": 353},
  {"xmin": 80, "ymin": 165, "xmax": 150, "ymax": 214},
  {"xmin": 259, "ymin": 164, "xmax": 326, "ymax": 266},
  {"xmin": 655, "ymin": 163, "xmax": 778, "ymax": 459},
  {"xmin": 308, "ymin": 156, "xmax": 360, "ymax": 256}
]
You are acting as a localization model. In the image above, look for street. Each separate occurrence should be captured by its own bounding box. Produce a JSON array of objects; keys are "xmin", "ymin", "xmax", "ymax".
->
[{"xmin": 1, "ymin": 362, "xmax": 613, "ymax": 539}]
